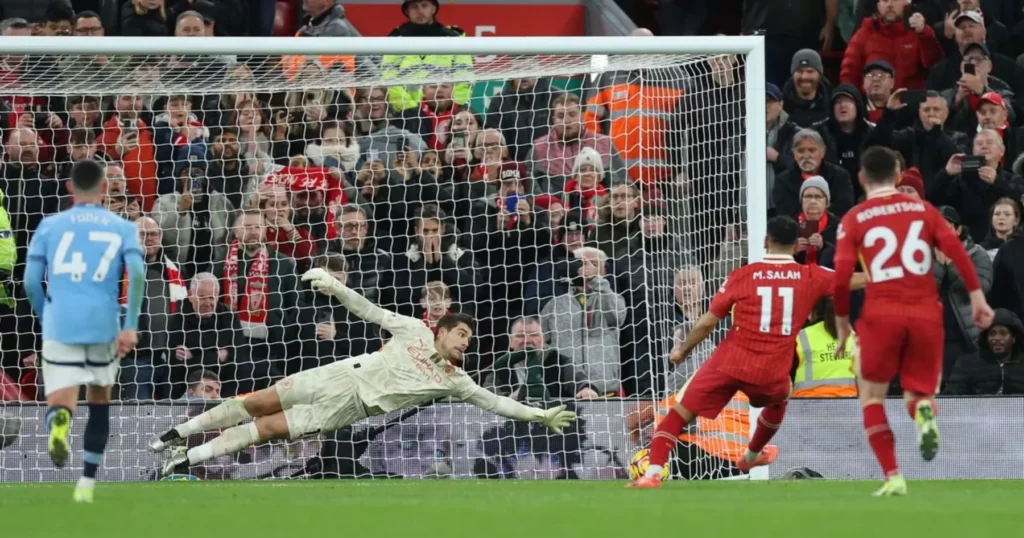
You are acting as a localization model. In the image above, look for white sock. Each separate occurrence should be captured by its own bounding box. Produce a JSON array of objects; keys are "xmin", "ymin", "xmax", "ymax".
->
[
  {"xmin": 186, "ymin": 422, "xmax": 260, "ymax": 466},
  {"xmin": 644, "ymin": 464, "xmax": 664, "ymax": 479},
  {"xmin": 76, "ymin": 477, "xmax": 95, "ymax": 490},
  {"xmin": 174, "ymin": 397, "xmax": 251, "ymax": 438},
  {"xmin": 743, "ymin": 449, "xmax": 759, "ymax": 463}
]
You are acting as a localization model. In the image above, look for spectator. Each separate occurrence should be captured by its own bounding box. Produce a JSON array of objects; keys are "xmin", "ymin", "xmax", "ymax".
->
[
  {"xmin": 101, "ymin": 165, "xmax": 131, "ymax": 218},
  {"xmin": 594, "ymin": 184, "xmax": 642, "ymax": 262},
  {"xmin": 117, "ymin": 216, "xmax": 188, "ymax": 401},
  {"xmin": 946, "ymin": 308, "xmax": 1024, "ymax": 395},
  {"xmin": 153, "ymin": 94, "xmax": 207, "ymax": 186},
  {"xmin": 152, "ymin": 143, "xmax": 235, "ymax": 279},
  {"xmin": 165, "ymin": 273, "xmax": 241, "ymax": 399},
  {"xmin": 813, "ymin": 83, "xmax": 875, "ymax": 197},
  {"xmin": 386, "ymin": 146, "xmax": 441, "ymax": 252},
  {"xmin": 772, "ymin": 128, "xmax": 855, "ymax": 218},
  {"xmin": 230, "ymin": 95, "xmax": 274, "ymax": 177},
  {"xmin": 486, "ymin": 316, "xmax": 598, "ymax": 401},
  {"xmin": 840, "ymin": 1, "xmax": 944, "ymax": 91},
  {"xmin": 207, "ymin": 126, "xmax": 255, "ymax": 212},
  {"xmin": 867, "ymin": 90, "xmax": 961, "ymax": 198},
  {"xmin": 540, "ymin": 246, "xmax": 626, "ymax": 396},
  {"xmin": 927, "ymin": 10, "xmax": 1024, "ymax": 100},
  {"xmin": 305, "ymin": 120, "xmax": 362, "ymax": 175},
  {"xmin": 281, "ymin": 0, "xmax": 364, "ymax": 82},
  {"xmin": 783, "ymin": 49, "xmax": 833, "ymax": 127},
  {"xmin": 980, "ymin": 197, "xmax": 1021, "ymax": 259},
  {"xmin": 896, "ymin": 166, "xmax": 926, "ymax": 199},
  {"xmin": 672, "ymin": 266, "xmax": 705, "ymax": 327},
  {"xmin": 486, "ymin": 78, "xmax": 553, "ymax": 164},
  {"xmin": 259, "ymin": 185, "xmax": 319, "ymax": 273},
  {"xmin": 439, "ymin": 109, "xmax": 484, "ymax": 182},
  {"xmin": 213, "ymin": 209, "xmax": 297, "ymax": 394},
  {"xmin": 121, "ymin": 0, "xmax": 169, "ymax": 37},
  {"xmin": 934, "ymin": 205, "xmax": 993, "ymax": 388},
  {"xmin": 179, "ymin": 369, "xmax": 221, "ymax": 401},
  {"xmin": 167, "ymin": 0, "xmax": 246, "ymax": 38},
  {"xmin": 523, "ymin": 209, "xmax": 590, "ymax": 317},
  {"xmin": 41, "ymin": 1, "xmax": 73, "ymax": 35},
  {"xmin": 419, "ymin": 280, "xmax": 453, "ymax": 330},
  {"xmin": 940, "ymin": 42, "xmax": 1015, "ymax": 134},
  {"xmin": 382, "ymin": 0, "xmax": 473, "ymax": 112},
  {"xmin": 58, "ymin": 11, "xmax": 122, "ymax": 84},
  {"xmin": 564, "ymin": 148, "xmax": 608, "ymax": 224},
  {"xmin": 862, "ymin": 61, "xmax": 905, "ymax": 125},
  {"xmin": 767, "ymin": 83, "xmax": 798, "ymax": 216},
  {"xmin": 794, "ymin": 176, "xmax": 838, "ymax": 267},
  {"xmin": 353, "ymin": 87, "xmax": 427, "ymax": 170},
  {"xmin": 976, "ymin": 92, "xmax": 1022, "ymax": 158},
  {"xmin": 937, "ymin": 130, "xmax": 1019, "ymax": 239},
  {"xmin": 65, "ymin": 95, "xmax": 103, "ymax": 141},
  {"xmin": 0, "ymin": 127, "xmax": 59, "ymax": 279},
  {"xmin": 99, "ymin": 92, "xmax": 158, "ymax": 211},
  {"xmin": 398, "ymin": 82, "xmax": 462, "ymax": 151},
  {"xmin": 529, "ymin": 92, "xmax": 627, "ymax": 192},
  {"xmin": 293, "ymin": 254, "xmax": 380, "ymax": 374},
  {"xmin": 329, "ymin": 204, "xmax": 392, "ymax": 307},
  {"xmin": 934, "ymin": 3, "xmax": 1012, "ymax": 60},
  {"xmin": 742, "ymin": 0, "xmax": 834, "ymax": 86}
]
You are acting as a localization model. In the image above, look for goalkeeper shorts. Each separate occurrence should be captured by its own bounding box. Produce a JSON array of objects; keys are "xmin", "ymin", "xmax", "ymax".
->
[{"xmin": 276, "ymin": 362, "xmax": 368, "ymax": 439}]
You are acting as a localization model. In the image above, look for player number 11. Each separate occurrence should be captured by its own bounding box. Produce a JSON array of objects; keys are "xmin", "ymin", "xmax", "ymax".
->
[{"xmin": 756, "ymin": 286, "xmax": 794, "ymax": 335}]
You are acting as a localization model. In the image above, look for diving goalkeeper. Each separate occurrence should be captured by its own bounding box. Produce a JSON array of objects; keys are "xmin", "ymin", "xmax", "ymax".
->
[{"xmin": 151, "ymin": 269, "xmax": 576, "ymax": 474}]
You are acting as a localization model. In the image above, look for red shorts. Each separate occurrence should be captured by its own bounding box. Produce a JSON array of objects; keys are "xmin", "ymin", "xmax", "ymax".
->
[
  {"xmin": 855, "ymin": 316, "xmax": 943, "ymax": 395},
  {"xmin": 679, "ymin": 365, "xmax": 791, "ymax": 419}
]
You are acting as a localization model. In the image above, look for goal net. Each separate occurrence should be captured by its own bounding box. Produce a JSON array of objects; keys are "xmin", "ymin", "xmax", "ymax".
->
[{"xmin": 0, "ymin": 36, "xmax": 765, "ymax": 481}]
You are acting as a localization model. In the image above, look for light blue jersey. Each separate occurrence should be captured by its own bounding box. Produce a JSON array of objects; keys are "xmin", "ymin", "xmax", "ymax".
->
[{"xmin": 25, "ymin": 204, "xmax": 146, "ymax": 346}]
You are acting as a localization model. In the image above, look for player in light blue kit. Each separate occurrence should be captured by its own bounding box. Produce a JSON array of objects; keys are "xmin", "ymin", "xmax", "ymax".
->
[{"xmin": 24, "ymin": 160, "xmax": 146, "ymax": 503}]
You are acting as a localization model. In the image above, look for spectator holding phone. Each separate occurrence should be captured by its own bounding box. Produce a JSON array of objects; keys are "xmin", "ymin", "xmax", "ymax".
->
[
  {"xmin": 793, "ymin": 176, "xmax": 838, "ymax": 267},
  {"xmin": 940, "ymin": 42, "xmax": 1015, "ymax": 134},
  {"xmin": 935, "ymin": 129, "xmax": 1021, "ymax": 241}
]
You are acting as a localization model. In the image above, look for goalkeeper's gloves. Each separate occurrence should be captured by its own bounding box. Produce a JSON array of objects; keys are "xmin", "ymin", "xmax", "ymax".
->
[
  {"xmin": 538, "ymin": 405, "xmax": 577, "ymax": 435},
  {"xmin": 302, "ymin": 268, "xmax": 345, "ymax": 297}
]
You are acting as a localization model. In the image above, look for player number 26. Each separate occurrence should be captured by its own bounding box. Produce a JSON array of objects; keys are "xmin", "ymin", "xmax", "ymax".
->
[
  {"xmin": 53, "ymin": 231, "xmax": 123, "ymax": 283},
  {"xmin": 863, "ymin": 220, "xmax": 931, "ymax": 283}
]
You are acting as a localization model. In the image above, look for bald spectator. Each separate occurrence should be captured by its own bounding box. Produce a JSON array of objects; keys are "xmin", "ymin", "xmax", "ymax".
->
[{"xmin": 841, "ymin": 0, "xmax": 944, "ymax": 91}]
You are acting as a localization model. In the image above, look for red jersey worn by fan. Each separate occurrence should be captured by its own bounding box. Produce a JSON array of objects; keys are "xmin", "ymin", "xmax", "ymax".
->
[
  {"xmin": 680, "ymin": 254, "xmax": 836, "ymax": 418},
  {"xmin": 833, "ymin": 189, "xmax": 982, "ymax": 394}
]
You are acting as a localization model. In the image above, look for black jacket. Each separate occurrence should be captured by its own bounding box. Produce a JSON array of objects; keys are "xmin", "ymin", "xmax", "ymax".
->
[
  {"xmin": 0, "ymin": 164, "xmax": 59, "ymax": 280},
  {"xmin": 485, "ymin": 78, "xmax": 553, "ymax": 162},
  {"xmin": 292, "ymin": 286, "xmax": 381, "ymax": 370},
  {"xmin": 946, "ymin": 308, "xmax": 1024, "ymax": 395},
  {"xmin": 119, "ymin": 1, "xmax": 169, "ymax": 37},
  {"xmin": 927, "ymin": 50, "xmax": 1024, "ymax": 102},
  {"xmin": 772, "ymin": 161, "xmax": 855, "ymax": 218},
  {"xmin": 487, "ymin": 348, "xmax": 591, "ymax": 402},
  {"xmin": 812, "ymin": 83, "xmax": 874, "ymax": 197},
  {"xmin": 166, "ymin": 300, "xmax": 242, "ymax": 368},
  {"xmin": 933, "ymin": 166, "xmax": 1023, "ymax": 241},
  {"xmin": 990, "ymin": 228, "xmax": 1024, "ymax": 321},
  {"xmin": 782, "ymin": 77, "xmax": 833, "ymax": 128},
  {"xmin": 866, "ymin": 110, "xmax": 961, "ymax": 194}
]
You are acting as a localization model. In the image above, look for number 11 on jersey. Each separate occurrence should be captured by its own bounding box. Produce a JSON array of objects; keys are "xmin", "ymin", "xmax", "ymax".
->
[{"xmin": 757, "ymin": 286, "xmax": 794, "ymax": 335}]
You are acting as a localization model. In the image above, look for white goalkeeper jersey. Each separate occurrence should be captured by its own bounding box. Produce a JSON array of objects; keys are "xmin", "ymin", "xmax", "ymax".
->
[{"xmin": 330, "ymin": 284, "xmax": 543, "ymax": 421}]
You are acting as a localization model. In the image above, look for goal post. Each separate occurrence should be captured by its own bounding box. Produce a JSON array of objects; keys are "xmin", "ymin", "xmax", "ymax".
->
[{"xmin": 0, "ymin": 35, "xmax": 767, "ymax": 482}]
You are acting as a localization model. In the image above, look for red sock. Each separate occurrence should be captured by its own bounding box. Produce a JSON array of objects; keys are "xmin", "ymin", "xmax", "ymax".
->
[
  {"xmin": 648, "ymin": 408, "xmax": 686, "ymax": 467},
  {"xmin": 863, "ymin": 403, "xmax": 899, "ymax": 478},
  {"xmin": 906, "ymin": 397, "xmax": 937, "ymax": 419},
  {"xmin": 749, "ymin": 402, "xmax": 787, "ymax": 453}
]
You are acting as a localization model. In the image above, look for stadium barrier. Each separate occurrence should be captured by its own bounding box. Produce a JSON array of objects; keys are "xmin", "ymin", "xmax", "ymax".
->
[{"xmin": 2, "ymin": 398, "xmax": 1020, "ymax": 482}]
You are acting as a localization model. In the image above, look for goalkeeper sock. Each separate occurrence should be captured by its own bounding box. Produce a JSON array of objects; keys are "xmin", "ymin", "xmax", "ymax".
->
[
  {"xmin": 174, "ymin": 397, "xmax": 251, "ymax": 438},
  {"xmin": 863, "ymin": 403, "xmax": 899, "ymax": 478},
  {"xmin": 82, "ymin": 404, "xmax": 110, "ymax": 480},
  {"xmin": 645, "ymin": 408, "xmax": 685, "ymax": 478},
  {"xmin": 186, "ymin": 422, "xmax": 261, "ymax": 465},
  {"xmin": 906, "ymin": 397, "xmax": 937, "ymax": 419},
  {"xmin": 748, "ymin": 402, "xmax": 787, "ymax": 454}
]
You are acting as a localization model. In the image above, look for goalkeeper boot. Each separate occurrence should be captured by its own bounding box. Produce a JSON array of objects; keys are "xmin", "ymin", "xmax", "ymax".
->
[
  {"xmin": 915, "ymin": 399, "xmax": 939, "ymax": 462},
  {"xmin": 626, "ymin": 476, "xmax": 663, "ymax": 489},
  {"xmin": 736, "ymin": 445, "xmax": 779, "ymax": 472},
  {"xmin": 48, "ymin": 408, "xmax": 72, "ymax": 468},
  {"xmin": 149, "ymin": 427, "xmax": 184, "ymax": 453},
  {"xmin": 872, "ymin": 474, "xmax": 908, "ymax": 497},
  {"xmin": 160, "ymin": 447, "xmax": 190, "ymax": 477},
  {"xmin": 72, "ymin": 479, "xmax": 94, "ymax": 504}
]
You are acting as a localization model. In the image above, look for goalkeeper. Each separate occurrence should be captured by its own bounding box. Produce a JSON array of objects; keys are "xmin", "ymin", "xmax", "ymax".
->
[{"xmin": 151, "ymin": 269, "xmax": 576, "ymax": 474}]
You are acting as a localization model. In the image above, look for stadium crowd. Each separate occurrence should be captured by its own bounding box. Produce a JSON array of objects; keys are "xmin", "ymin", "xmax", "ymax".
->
[{"xmin": 0, "ymin": 0, "xmax": 1021, "ymax": 409}]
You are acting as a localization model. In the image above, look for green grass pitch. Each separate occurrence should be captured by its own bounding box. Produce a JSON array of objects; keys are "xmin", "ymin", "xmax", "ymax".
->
[{"xmin": 2, "ymin": 480, "xmax": 1021, "ymax": 538}]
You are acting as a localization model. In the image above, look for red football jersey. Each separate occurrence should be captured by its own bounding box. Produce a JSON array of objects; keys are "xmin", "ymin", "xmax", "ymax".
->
[
  {"xmin": 833, "ymin": 189, "xmax": 981, "ymax": 320},
  {"xmin": 707, "ymin": 254, "xmax": 837, "ymax": 385}
]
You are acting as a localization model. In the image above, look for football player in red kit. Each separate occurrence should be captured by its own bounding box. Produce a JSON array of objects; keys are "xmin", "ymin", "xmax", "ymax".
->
[
  {"xmin": 627, "ymin": 216, "xmax": 866, "ymax": 489},
  {"xmin": 833, "ymin": 146, "xmax": 994, "ymax": 497}
]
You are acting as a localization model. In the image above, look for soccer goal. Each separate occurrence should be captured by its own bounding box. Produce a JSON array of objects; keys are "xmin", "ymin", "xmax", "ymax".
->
[{"xmin": 0, "ymin": 35, "xmax": 766, "ymax": 482}]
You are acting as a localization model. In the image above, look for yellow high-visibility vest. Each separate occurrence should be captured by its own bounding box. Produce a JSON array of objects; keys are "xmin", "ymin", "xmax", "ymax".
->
[{"xmin": 793, "ymin": 321, "xmax": 858, "ymax": 398}]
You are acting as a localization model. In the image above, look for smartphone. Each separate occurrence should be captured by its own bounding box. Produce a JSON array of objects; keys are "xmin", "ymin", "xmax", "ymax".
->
[
  {"xmin": 368, "ymin": 149, "xmax": 379, "ymax": 164},
  {"xmin": 900, "ymin": 89, "xmax": 927, "ymax": 108},
  {"xmin": 965, "ymin": 63, "xmax": 976, "ymax": 75},
  {"xmin": 961, "ymin": 155, "xmax": 986, "ymax": 172},
  {"xmin": 322, "ymin": 156, "xmax": 340, "ymax": 169},
  {"xmin": 452, "ymin": 132, "xmax": 466, "ymax": 148},
  {"xmin": 505, "ymin": 193, "xmax": 521, "ymax": 213},
  {"xmin": 799, "ymin": 220, "xmax": 818, "ymax": 240}
]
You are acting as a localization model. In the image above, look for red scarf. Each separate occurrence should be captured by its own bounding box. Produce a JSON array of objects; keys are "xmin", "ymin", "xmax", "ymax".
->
[
  {"xmin": 222, "ymin": 241, "xmax": 270, "ymax": 328},
  {"xmin": 120, "ymin": 255, "xmax": 187, "ymax": 313},
  {"xmin": 263, "ymin": 166, "xmax": 345, "ymax": 240},
  {"xmin": 564, "ymin": 179, "xmax": 607, "ymax": 223},
  {"xmin": 420, "ymin": 102, "xmax": 457, "ymax": 151},
  {"xmin": 798, "ymin": 212, "xmax": 829, "ymax": 265}
]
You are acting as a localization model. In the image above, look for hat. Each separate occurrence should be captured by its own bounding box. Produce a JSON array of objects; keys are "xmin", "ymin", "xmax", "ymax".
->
[
  {"xmin": 863, "ymin": 60, "xmax": 895, "ymax": 77},
  {"xmin": 533, "ymin": 194, "xmax": 565, "ymax": 210},
  {"xmin": 402, "ymin": 0, "xmax": 439, "ymax": 16},
  {"xmin": 831, "ymin": 83, "xmax": 860, "ymax": 104},
  {"xmin": 766, "ymin": 83, "xmax": 783, "ymax": 102},
  {"xmin": 498, "ymin": 161, "xmax": 527, "ymax": 182},
  {"xmin": 896, "ymin": 167, "xmax": 925, "ymax": 199},
  {"xmin": 791, "ymin": 49, "xmax": 823, "ymax": 75},
  {"xmin": 173, "ymin": 142, "xmax": 209, "ymax": 178},
  {"xmin": 799, "ymin": 176, "xmax": 830, "ymax": 203},
  {"xmin": 979, "ymin": 91, "xmax": 1007, "ymax": 109},
  {"xmin": 939, "ymin": 205, "xmax": 962, "ymax": 227},
  {"xmin": 963, "ymin": 41, "xmax": 991, "ymax": 57},
  {"xmin": 572, "ymin": 147, "xmax": 605, "ymax": 178},
  {"xmin": 955, "ymin": 11, "xmax": 984, "ymax": 27},
  {"xmin": 562, "ymin": 209, "xmax": 591, "ymax": 235}
]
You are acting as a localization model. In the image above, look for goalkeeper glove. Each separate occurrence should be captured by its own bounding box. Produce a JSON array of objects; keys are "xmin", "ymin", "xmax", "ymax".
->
[
  {"xmin": 539, "ymin": 405, "xmax": 577, "ymax": 435},
  {"xmin": 302, "ymin": 268, "xmax": 344, "ymax": 297}
]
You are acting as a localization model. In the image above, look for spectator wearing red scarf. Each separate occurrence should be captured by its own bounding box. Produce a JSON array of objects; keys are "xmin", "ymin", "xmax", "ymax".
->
[
  {"xmin": 794, "ymin": 176, "xmax": 839, "ymax": 267},
  {"xmin": 564, "ymin": 147, "xmax": 607, "ymax": 224},
  {"xmin": 400, "ymin": 82, "xmax": 460, "ymax": 151}
]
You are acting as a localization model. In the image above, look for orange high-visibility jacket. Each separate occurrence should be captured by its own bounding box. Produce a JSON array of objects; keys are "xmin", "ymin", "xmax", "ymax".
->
[{"xmin": 655, "ymin": 392, "xmax": 754, "ymax": 464}]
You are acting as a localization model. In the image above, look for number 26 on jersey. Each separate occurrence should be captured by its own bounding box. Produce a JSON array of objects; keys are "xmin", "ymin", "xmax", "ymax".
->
[{"xmin": 863, "ymin": 220, "xmax": 931, "ymax": 283}]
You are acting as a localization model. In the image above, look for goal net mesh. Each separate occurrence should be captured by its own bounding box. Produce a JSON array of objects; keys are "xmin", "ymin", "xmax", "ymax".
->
[{"xmin": 0, "ymin": 49, "xmax": 751, "ymax": 481}]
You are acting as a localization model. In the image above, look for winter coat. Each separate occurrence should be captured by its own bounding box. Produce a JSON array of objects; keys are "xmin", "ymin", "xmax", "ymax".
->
[
  {"xmin": 151, "ymin": 192, "xmax": 235, "ymax": 270},
  {"xmin": 946, "ymin": 308, "xmax": 1024, "ymax": 395},
  {"xmin": 932, "ymin": 166, "xmax": 1023, "ymax": 242},
  {"xmin": 812, "ymin": 83, "xmax": 875, "ymax": 195},
  {"xmin": 782, "ymin": 77, "xmax": 833, "ymax": 128},
  {"xmin": 939, "ymin": 74, "xmax": 1016, "ymax": 134},
  {"xmin": 866, "ymin": 110, "xmax": 961, "ymax": 195},
  {"xmin": 934, "ymin": 236, "xmax": 993, "ymax": 348},
  {"xmin": 772, "ymin": 161, "xmax": 856, "ymax": 218},
  {"xmin": 840, "ymin": 16, "xmax": 945, "ymax": 91},
  {"xmin": 486, "ymin": 78, "xmax": 554, "ymax": 162},
  {"xmin": 990, "ymin": 228, "xmax": 1024, "ymax": 321},
  {"xmin": 768, "ymin": 110, "xmax": 799, "ymax": 211}
]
